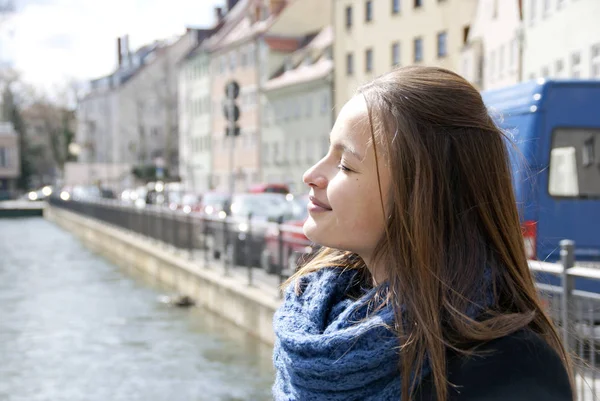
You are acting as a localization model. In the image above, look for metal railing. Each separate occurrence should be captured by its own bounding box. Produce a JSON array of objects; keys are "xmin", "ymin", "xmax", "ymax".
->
[
  {"xmin": 530, "ymin": 242, "xmax": 600, "ymax": 400},
  {"xmin": 48, "ymin": 197, "xmax": 314, "ymax": 297},
  {"xmin": 48, "ymin": 197, "xmax": 600, "ymax": 399}
]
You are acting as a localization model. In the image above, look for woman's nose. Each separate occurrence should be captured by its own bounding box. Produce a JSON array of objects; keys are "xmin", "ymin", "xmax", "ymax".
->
[{"xmin": 303, "ymin": 164, "xmax": 327, "ymax": 188}]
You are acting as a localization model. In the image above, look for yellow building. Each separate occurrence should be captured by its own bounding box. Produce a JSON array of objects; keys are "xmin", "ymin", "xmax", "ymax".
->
[{"xmin": 333, "ymin": 0, "xmax": 477, "ymax": 114}]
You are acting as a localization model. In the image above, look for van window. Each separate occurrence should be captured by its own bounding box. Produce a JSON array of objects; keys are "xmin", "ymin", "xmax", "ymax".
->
[{"xmin": 549, "ymin": 128, "xmax": 600, "ymax": 198}]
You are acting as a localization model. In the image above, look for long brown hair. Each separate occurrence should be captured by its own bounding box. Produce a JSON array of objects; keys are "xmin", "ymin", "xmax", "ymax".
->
[{"xmin": 286, "ymin": 66, "xmax": 573, "ymax": 401}]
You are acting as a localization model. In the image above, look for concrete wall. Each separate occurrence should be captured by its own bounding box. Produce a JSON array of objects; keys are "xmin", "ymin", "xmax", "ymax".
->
[{"xmin": 44, "ymin": 205, "xmax": 280, "ymax": 346}]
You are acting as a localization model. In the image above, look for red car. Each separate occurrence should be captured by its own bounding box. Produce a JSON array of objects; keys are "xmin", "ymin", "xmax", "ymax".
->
[
  {"xmin": 261, "ymin": 195, "xmax": 314, "ymax": 274},
  {"xmin": 248, "ymin": 183, "xmax": 290, "ymax": 195}
]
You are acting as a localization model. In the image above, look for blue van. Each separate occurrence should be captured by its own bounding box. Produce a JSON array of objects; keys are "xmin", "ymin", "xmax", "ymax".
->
[{"xmin": 482, "ymin": 80, "xmax": 600, "ymax": 269}]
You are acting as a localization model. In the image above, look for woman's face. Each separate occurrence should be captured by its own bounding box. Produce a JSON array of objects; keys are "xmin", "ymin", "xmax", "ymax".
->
[{"xmin": 302, "ymin": 96, "xmax": 391, "ymax": 263}]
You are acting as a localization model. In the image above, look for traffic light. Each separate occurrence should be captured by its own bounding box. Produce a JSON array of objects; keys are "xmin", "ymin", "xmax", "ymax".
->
[{"xmin": 224, "ymin": 80, "xmax": 240, "ymax": 137}]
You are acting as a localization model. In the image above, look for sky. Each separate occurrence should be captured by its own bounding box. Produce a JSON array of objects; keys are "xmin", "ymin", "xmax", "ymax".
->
[{"xmin": 0, "ymin": 0, "xmax": 224, "ymax": 94}]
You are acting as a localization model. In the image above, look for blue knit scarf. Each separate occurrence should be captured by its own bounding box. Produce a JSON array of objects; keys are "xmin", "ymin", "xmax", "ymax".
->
[{"xmin": 272, "ymin": 267, "xmax": 493, "ymax": 401}]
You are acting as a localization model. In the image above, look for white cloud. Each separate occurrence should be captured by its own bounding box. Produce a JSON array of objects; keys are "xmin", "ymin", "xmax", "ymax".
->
[{"xmin": 1, "ymin": 0, "xmax": 224, "ymax": 93}]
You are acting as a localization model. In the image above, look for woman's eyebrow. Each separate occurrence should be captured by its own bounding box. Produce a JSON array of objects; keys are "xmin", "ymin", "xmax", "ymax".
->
[{"xmin": 331, "ymin": 142, "xmax": 363, "ymax": 161}]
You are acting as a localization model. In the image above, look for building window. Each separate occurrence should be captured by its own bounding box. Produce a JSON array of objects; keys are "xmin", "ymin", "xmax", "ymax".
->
[
  {"xmin": 219, "ymin": 56, "xmax": 226, "ymax": 74},
  {"xmin": 284, "ymin": 100, "xmax": 291, "ymax": 121},
  {"xmin": 529, "ymin": 0, "xmax": 536, "ymax": 24},
  {"xmin": 499, "ymin": 44, "xmax": 505, "ymax": 77},
  {"xmin": 295, "ymin": 139, "xmax": 301, "ymax": 163},
  {"xmin": 543, "ymin": 0, "xmax": 551, "ymax": 17},
  {"xmin": 263, "ymin": 104, "xmax": 270, "ymax": 126},
  {"xmin": 510, "ymin": 39, "xmax": 518, "ymax": 70},
  {"xmin": 392, "ymin": 42, "xmax": 400, "ymax": 66},
  {"xmin": 592, "ymin": 44, "xmax": 600, "ymax": 78},
  {"xmin": 229, "ymin": 51, "xmax": 237, "ymax": 71},
  {"xmin": 347, "ymin": 52, "xmax": 354, "ymax": 75},
  {"xmin": 346, "ymin": 6, "xmax": 353, "ymax": 28},
  {"xmin": 321, "ymin": 92, "xmax": 329, "ymax": 115},
  {"xmin": 555, "ymin": 59, "xmax": 564, "ymax": 77},
  {"xmin": 263, "ymin": 143, "xmax": 270, "ymax": 166},
  {"xmin": 365, "ymin": 1, "xmax": 373, "ymax": 22},
  {"xmin": 273, "ymin": 142, "xmax": 280, "ymax": 164},
  {"xmin": 490, "ymin": 50, "xmax": 497, "ymax": 81},
  {"xmin": 392, "ymin": 0, "xmax": 400, "ymax": 14},
  {"xmin": 248, "ymin": 43, "xmax": 256, "ymax": 66},
  {"xmin": 365, "ymin": 48, "xmax": 373, "ymax": 72},
  {"xmin": 240, "ymin": 47, "xmax": 248, "ymax": 67},
  {"xmin": 571, "ymin": 51, "xmax": 581, "ymax": 78},
  {"xmin": 414, "ymin": 0, "xmax": 422, "ymax": 8},
  {"xmin": 294, "ymin": 99, "xmax": 301, "ymax": 119},
  {"xmin": 463, "ymin": 25, "xmax": 470, "ymax": 45},
  {"xmin": 437, "ymin": 31, "xmax": 447, "ymax": 58},
  {"xmin": 304, "ymin": 139, "xmax": 313, "ymax": 163},
  {"xmin": 306, "ymin": 96, "xmax": 312, "ymax": 117},
  {"xmin": 0, "ymin": 147, "xmax": 6, "ymax": 168},
  {"xmin": 414, "ymin": 37, "xmax": 423, "ymax": 62}
]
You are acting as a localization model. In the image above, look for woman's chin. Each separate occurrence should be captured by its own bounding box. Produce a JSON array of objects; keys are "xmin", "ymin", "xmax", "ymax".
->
[{"xmin": 303, "ymin": 217, "xmax": 322, "ymax": 244}]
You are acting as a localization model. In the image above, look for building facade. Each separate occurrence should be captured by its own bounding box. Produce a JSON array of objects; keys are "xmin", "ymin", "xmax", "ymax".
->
[
  {"xmin": 206, "ymin": 0, "xmax": 288, "ymax": 192},
  {"xmin": 333, "ymin": 0, "xmax": 478, "ymax": 114},
  {"xmin": 118, "ymin": 31, "xmax": 199, "ymax": 180},
  {"xmin": 262, "ymin": 27, "xmax": 333, "ymax": 193},
  {"xmin": 76, "ymin": 37, "xmax": 158, "ymax": 188},
  {"xmin": 178, "ymin": 43, "xmax": 214, "ymax": 193},
  {"xmin": 461, "ymin": 0, "xmax": 523, "ymax": 90},
  {"xmin": 523, "ymin": 0, "xmax": 600, "ymax": 80}
]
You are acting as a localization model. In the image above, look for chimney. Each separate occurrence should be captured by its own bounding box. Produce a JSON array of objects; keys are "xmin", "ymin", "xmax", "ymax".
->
[
  {"xmin": 117, "ymin": 37, "xmax": 122, "ymax": 67},
  {"xmin": 215, "ymin": 6, "xmax": 224, "ymax": 23},
  {"xmin": 226, "ymin": 0, "xmax": 239, "ymax": 12}
]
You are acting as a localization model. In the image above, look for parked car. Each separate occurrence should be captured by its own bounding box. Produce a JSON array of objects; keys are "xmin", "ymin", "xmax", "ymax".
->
[
  {"xmin": 200, "ymin": 192, "xmax": 232, "ymax": 258},
  {"xmin": 200, "ymin": 192, "xmax": 230, "ymax": 217},
  {"xmin": 179, "ymin": 193, "xmax": 203, "ymax": 213},
  {"xmin": 24, "ymin": 185, "xmax": 54, "ymax": 201},
  {"xmin": 261, "ymin": 194, "xmax": 313, "ymax": 274},
  {"xmin": 248, "ymin": 183, "xmax": 290, "ymax": 195},
  {"xmin": 212, "ymin": 193, "xmax": 288, "ymax": 266}
]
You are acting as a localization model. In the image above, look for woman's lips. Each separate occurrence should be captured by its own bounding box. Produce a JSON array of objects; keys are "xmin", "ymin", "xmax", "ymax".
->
[{"xmin": 308, "ymin": 196, "xmax": 332, "ymax": 213}]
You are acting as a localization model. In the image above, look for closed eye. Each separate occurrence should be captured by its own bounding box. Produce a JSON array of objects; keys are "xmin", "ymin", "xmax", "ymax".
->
[{"xmin": 337, "ymin": 163, "xmax": 352, "ymax": 173}]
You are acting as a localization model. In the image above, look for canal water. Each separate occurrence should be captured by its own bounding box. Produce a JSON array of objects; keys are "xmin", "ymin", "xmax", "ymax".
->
[{"xmin": 0, "ymin": 218, "xmax": 275, "ymax": 401}]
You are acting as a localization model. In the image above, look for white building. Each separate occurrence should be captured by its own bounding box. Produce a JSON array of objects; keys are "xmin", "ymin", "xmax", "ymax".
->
[
  {"xmin": 523, "ymin": 0, "xmax": 600, "ymax": 80},
  {"xmin": 461, "ymin": 0, "xmax": 523, "ymax": 90},
  {"xmin": 178, "ymin": 35, "xmax": 214, "ymax": 193},
  {"xmin": 333, "ymin": 0, "xmax": 478, "ymax": 114},
  {"xmin": 76, "ymin": 31, "xmax": 199, "ymax": 189},
  {"xmin": 262, "ymin": 27, "xmax": 333, "ymax": 193},
  {"xmin": 117, "ymin": 31, "xmax": 199, "ymax": 180}
]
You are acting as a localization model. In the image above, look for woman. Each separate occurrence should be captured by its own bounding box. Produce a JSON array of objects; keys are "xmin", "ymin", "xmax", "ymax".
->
[{"xmin": 272, "ymin": 66, "xmax": 573, "ymax": 401}]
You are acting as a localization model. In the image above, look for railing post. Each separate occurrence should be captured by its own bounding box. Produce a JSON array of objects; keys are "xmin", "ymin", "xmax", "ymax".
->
[
  {"xmin": 223, "ymin": 216, "xmax": 229, "ymax": 276},
  {"xmin": 187, "ymin": 212, "xmax": 194, "ymax": 261},
  {"xmin": 277, "ymin": 215, "xmax": 285, "ymax": 297},
  {"xmin": 246, "ymin": 212, "xmax": 253, "ymax": 286},
  {"xmin": 560, "ymin": 239, "xmax": 576, "ymax": 353},
  {"xmin": 203, "ymin": 217, "xmax": 209, "ymax": 269}
]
